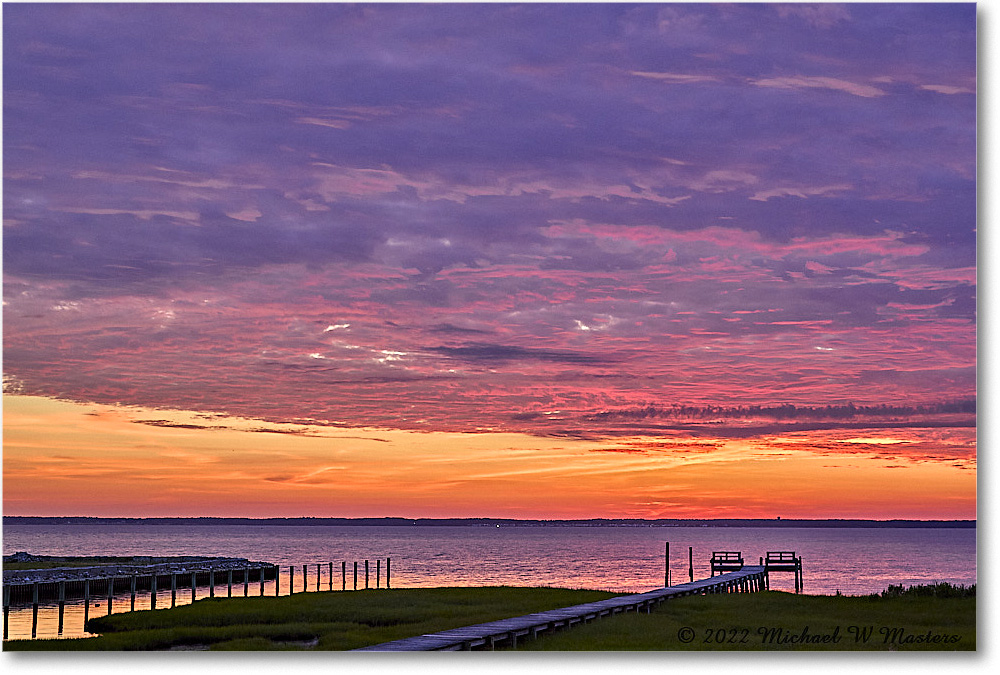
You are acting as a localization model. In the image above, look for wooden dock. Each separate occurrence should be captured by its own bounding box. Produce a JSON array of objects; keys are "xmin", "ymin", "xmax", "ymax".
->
[
  {"xmin": 354, "ymin": 566, "xmax": 768, "ymax": 651},
  {"xmin": 3, "ymin": 555, "xmax": 395, "ymax": 640}
]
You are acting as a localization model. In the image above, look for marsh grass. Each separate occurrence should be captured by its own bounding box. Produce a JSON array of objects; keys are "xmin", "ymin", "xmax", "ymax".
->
[
  {"xmin": 514, "ymin": 590, "xmax": 975, "ymax": 651},
  {"xmin": 3, "ymin": 585, "xmax": 975, "ymax": 651},
  {"xmin": 3, "ymin": 586, "xmax": 617, "ymax": 651}
]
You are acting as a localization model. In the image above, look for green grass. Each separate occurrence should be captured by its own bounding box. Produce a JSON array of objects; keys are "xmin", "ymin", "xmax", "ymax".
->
[
  {"xmin": 3, "ymin": 585, "xmax": 975, "ymax": 651},
  {"xmin": 514, "ymin": 591, "xmax": 975, "ymax": 651},
  {"xmin": 3, "ymin": 586, "xmax": 618, "ymax": 651}
]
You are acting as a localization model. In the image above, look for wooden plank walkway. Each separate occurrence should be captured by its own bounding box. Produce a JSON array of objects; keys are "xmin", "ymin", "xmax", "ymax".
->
[{"xmin": 354, "ymin": 566, "xmax": 768, "ymax": 651}]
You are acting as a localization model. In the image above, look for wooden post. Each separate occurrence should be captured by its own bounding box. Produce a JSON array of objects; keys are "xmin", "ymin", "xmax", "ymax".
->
[
  {"xmin": 244, "ymin": 567, "xmax": 249, "ymax": 596},
  {"xmin": 32, "ymin": 583, "xmax": 40, "ymax": 638},
  {"xmin": 316, "ymin": 563, "xmax": 321, "ymax": 592},
  {"xmin": 276, "ymin": 567, "xmax": 281, "ymax": 597},
  {"xmin": 387, "ymin": 558, "xmax": 391, "ymax": 589},
  {"xmin": 108, "ymin": 577, "xmax": 115, "ymax": 615},
  {"xmin": 303, "ymin": 564, "xmax": 308, "ymax": 592},
  {"xmin": 353, "ymin": 562, "xmax": 358, "ymax": 590},
  {"xmin": 131, "ymin": 574, "xmax": 137, "ymax": 611},
  {"xmin": 329, "ymin": 562, "xmax": 334, "ymax": 591},
  {"xmin": 191, "ymin": 572, "xmax": 197, "ymax": 603},
  {"xmin": 3, "ymin": 583, "xmax": 10, "ymax": 640},
  {"xmin": 290, "ymin": 566, "xmax": 295, "ymax": 595},
  {"xmin": 228, "ymin": 570, "xmax": 233, "ymax": 598},
  {"xmin": 342, "ymin": 561, "xmax": 347, "ymax": 591},
  {"xmin": 171, "ymin": 573, "xmax": 177, "ymax": 607},
  {"xmin": 83, "ymin": 580, "xmax": 90, "ymax": 627},
  {"xmin": 32, "ymin": 582, "xmax": 43, "ymax": 634},
  {"xmin": 688, "ymin": 547, "xmax": 693, "ymax": 582},
  {"xmin": 151, "ymin": 574, "xmax": 157, "ymax": 609},
  {"xmin": 58, "ymin": 581, "xmax": 66, "ymax": 635},
  {"xmin": 377, "ymin": 559, "xmax": 381, "ymax": 589},
  {"xmin": 209, "ymin": 570, "xmax": 215, "ymax": 598},
  {"xmin": 365, "ymin": 560, "xmax": 370, "ymax": 589},
  {"xmin": 259, "ymin": 567, "xmax": 265, "ymax": 596},
  {"xmin": 665, "ymin": 542, "xmax": 670, "ymax": 587}
]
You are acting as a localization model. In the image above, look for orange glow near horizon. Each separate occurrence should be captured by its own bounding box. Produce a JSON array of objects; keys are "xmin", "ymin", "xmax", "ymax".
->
[{"xmin": 2, "ymin": 394, "xmax": 976, "ymax": 520}]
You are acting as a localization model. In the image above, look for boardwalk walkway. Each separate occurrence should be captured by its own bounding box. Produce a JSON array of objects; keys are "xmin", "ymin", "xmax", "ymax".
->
[{"xmin": 354, "ymin": 565, "xmax": 767, "ymax": 651}]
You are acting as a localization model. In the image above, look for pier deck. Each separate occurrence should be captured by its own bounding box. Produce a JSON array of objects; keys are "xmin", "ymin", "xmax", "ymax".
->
[{"xmin": 354, "ymin": 566, "xmax": 768, "ymax": 651}]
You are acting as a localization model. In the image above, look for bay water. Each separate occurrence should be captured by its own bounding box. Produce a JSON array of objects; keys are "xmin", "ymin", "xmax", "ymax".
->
[{"xmin": 1, "ymin": 521, "xmax": 976, "ymax": 641}]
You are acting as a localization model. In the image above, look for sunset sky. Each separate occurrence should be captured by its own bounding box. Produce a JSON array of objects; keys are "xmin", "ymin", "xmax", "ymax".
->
[{"xmin": 2, "ymin": 3, "xmax": 977, "ymax": 519}]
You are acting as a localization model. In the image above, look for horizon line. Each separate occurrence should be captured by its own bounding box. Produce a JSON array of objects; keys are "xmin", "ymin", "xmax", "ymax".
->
[{"xmin": 3, "ymin": 515, "xmax": 976, "ymax": 523}]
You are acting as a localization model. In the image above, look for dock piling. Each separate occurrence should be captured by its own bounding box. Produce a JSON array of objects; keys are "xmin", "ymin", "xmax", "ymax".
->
[
  {"xmin": 31, "ymin": 582, "xmax": 40, "ymax": 638},
  {"xmin": 329, "ymin": 562, "xmax": 334, "ymax": 591},
  {"xmin": 665, "ymin": 542, "xmax": 670, "ymax": 587},
  {"xmin": 58, "ymin": 581, "xmax": 66, "ymax": 634},
  {"xmin": 171, "ymin": 573, "xmax": 178, "ymax": 607},
  {"xmin": 365, "ymin": 560, "xmax": 370, "ymax": 589},
  {"xmin": 688, "ymin": 547, "xmax": 694, "ymax": 583},
  {"xmin": 387, "ymin": 558, "xmax": 391, "ymax": 589},
  {"xmin": 228, "ymin": 570, "xmax": 233, "ymax": 597}
]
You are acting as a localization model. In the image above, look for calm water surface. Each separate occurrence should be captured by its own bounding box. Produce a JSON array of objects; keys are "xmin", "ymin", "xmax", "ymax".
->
[{"xmin": 2, "ymin": 522, "xmax": 976, "ymax": 641}]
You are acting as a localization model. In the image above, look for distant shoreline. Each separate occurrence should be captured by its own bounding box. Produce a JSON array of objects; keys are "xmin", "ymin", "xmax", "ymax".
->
[{"xmin": 2, "ymin": 516, "xmax": 976, "ymax": 529}]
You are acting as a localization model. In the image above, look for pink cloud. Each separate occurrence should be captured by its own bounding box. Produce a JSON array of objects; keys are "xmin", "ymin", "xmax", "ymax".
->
[{"xmin": 750, "ymin": 75, "xmax": 886, "ymax": 98}]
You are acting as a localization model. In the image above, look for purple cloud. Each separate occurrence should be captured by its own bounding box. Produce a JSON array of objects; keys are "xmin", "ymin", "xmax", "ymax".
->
[{"xmin": 3, "ymin": 3, "xmax": 976, "ymax": 436}]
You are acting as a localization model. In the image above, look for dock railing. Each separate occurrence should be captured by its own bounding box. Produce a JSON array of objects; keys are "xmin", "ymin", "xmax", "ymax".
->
[{"xmin": 710, "ymin": 551, "xmax": 744, "ymax": 575}]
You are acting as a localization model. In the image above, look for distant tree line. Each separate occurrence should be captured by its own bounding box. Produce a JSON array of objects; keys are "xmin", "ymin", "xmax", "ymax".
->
[{"xmin": 584, "ymin": 399, "xmax": 976, "ymax": 422}]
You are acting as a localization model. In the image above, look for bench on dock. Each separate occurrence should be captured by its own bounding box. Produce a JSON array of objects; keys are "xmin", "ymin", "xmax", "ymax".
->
[
  {"xmin": 710, "ymin": 551, "xmax": 744, "ymax": 575},
  {"xmin": 762, "ymin": 551, "xmax": 803, "ymax": 592},
  {"xmin": 763, "ymin": 551, "xmax": 799, "ymax": 570}
]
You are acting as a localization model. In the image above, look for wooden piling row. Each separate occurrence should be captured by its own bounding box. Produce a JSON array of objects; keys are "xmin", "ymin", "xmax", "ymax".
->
[
  {"xmin": 4, "ymin": 564, "xmax": 285, "ymax": 640},
  {"xmin": 5, "ymin": 557, "xmax": 401, "ymax": 642}
]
